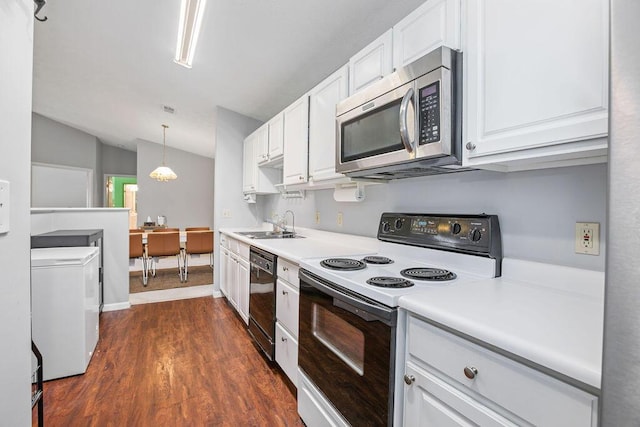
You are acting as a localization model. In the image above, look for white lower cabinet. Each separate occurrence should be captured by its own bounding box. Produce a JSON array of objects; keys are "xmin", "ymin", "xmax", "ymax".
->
[
  {"xmin": 403, "ymin": 314, "xmax": 598, "ymax": 426},
  {"xmin": 275, "ymin": 323, "xmax": 298, "ymax": 388},
  {"xmin": 218, "ymin": 235, "xmax": 250, "ymax": 325},
  {"xmin": 274, "ymin": 257, "xmax": 300, "ymax": 387}
]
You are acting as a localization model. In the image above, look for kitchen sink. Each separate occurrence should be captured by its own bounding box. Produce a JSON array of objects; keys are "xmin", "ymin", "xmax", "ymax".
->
[{"xmin": 236, "ymin": 231, "xmax": 304, "ymax": 239}]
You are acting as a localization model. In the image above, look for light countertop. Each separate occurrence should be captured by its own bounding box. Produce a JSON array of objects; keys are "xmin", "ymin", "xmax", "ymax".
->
[
  {"xmin": 400, "ymin": 258, "xmax": 604, "ymax": 391},
  {"xmin": 219, "ymin": 227, "xmax": 378, "ymax": 261},
  {"xmin": 220, "ymin": 227, "xmax": 604, "ymax": 392}
]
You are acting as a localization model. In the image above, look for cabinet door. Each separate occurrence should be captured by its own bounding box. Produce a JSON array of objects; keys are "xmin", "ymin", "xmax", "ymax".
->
[
  {"xmin": 349, "ymin": 29, "xmax": 393, "ymax": 95},
  {"xmin": 276, "ymin": 279, "xmax": 299, "ymax": 338},
  {"xmin": 237, "ymin": 258, "xmax": 250, "ymax": 325},
  {"xmin": 253, "ymin": 126, "xmax": 280, "ymax": 194},
  {"xmin": 283, "ymin": 95, "xmax": 310, "ymax": 186},
  {"xmin": 256, "ymin": 123, "xmax": 270, "ymax": 164},
  {"xmin": 404, "ymin": 363, "xmax": 518, "ymax": 426},
  {"xmin": 219, "ymin": 248, "xmax": 229, "ymax": 297},
  {"xmin": 275, "ymin": 322, "xmax": 299, "ymax": 388},
  {"xmin": 268, "ymin": 113, "xmax": 285, "ymax": 161},
  {"xmin": 242, "ymin": 134, "xmax": 256, "ymax": 193},
  {"xmin": 308, "ymin": 65, "xmax": 349, "ymax": 183},
  {"xmin": 463, "ymin": 0, "xmax": 609, "ymax": 170},
  {"xmin": 227, "ymin": 254, "xmax": 239, "ymax": 310},
  {"xmin": 392, "ymin": 0, "xmax": 461, "ymax": 69}
]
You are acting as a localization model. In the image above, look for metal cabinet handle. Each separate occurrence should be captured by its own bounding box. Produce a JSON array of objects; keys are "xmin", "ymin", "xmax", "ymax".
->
[
  {"xmin": 282, "ymin": 290, "xmax": 288, "ymax": 295},
  {"xmin": 299, "ymin": 176, "xmax": 304, "ymax": 180},
  {"xmin": 466, "ymin": 142, "xmax": 476, "ymax": 150},
  {"xmin": 464, "ymin": 366, "xmax": 478, "ymax": 379},
  {"xmin": 403, "ymin": 374, "xmax": 415, "ymax": 385},
  {"xmin": 282, "ymin": 266, "xmax": 289, "ymax": 271},
  {"xmin": 281, "ymin": 337, "xmax": 287, "ymax": 342}
]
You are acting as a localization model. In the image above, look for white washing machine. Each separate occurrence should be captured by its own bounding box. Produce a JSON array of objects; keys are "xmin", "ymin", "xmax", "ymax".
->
[{"xmin": 31, "ymin": 246, "xmax": 100, "ymax": 381}]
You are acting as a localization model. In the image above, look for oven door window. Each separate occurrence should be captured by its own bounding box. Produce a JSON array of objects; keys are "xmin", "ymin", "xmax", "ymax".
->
[{"xmin": 312, "ymin": 303, "xmax": 365, "ymax": 375}]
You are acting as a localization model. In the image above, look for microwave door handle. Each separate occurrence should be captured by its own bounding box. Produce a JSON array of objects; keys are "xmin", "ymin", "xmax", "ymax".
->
[{"xmin": 399, "ymin": 87, "xmax": 415, "ymax": 155}]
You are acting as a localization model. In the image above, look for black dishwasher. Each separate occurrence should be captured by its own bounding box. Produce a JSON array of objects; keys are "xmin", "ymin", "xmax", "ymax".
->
[{"xmin": 247, "ymin": 246, "xmax": 276, "ymax": 360}]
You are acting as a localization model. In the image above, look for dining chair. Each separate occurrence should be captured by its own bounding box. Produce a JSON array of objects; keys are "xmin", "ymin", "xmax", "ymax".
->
[
  {"xmin": 146, "ymin": 231, "xmax": 184, "ymax": 282},
  {"xmin": 129, "ymin": 233, "xmax": 148, "ymax": 285},
  {"xmin": 183, "ymin": 230, "xmax": 214, "ymax": 281}
]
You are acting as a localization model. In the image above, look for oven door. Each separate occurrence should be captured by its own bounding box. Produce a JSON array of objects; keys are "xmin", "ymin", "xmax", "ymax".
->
[{"xmin": 298, "ymin": 269, "xmax": 397, "ymax": 427}]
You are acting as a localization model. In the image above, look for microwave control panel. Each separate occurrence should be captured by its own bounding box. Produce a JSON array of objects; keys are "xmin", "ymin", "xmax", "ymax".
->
[{"xmin": 418, "ymin": 81, "xmax": 440, "ymax": 145}]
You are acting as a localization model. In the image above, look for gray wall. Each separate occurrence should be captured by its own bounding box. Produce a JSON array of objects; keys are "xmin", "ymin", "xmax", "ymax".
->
[
  {"xmin": 101, "ymin": 143, "xmax": 137, "ymax": 176},
  {"xmin": 213, "ymin": 107, "xmax": 262, "ymax": 294},
  {"xmin": 0, "ymin": 1, "xmax": 33, "ymax": 423},
  {"xmin": 262, "ymin": 163, "xmax": 608, "ymax": 271},
  {"xmin": 31, "ymin": 113, "xmax": 137, "ymax": 206},
  {"xmin": 136, "ymin": 139, "xmax": 215, "ymax": 230}
]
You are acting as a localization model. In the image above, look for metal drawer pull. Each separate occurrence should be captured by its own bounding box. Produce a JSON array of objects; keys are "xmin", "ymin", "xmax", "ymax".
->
[
  {"xmin": 466, "ymin": 142, "xmax": 476, "ymax": 150},
  {"xmin": 464, "ymin": 366, "xmax": 478, "ymax": 379},
  {"xmin": 282, "ymin": 266, "xmax": 289, "ymax": 271},
  {"xmin": 403, "ymin": 374, "xmax": 415, "ymax": 385},
  {"xmin": 282, "ymin": 290, "xmax": 288, "ymax": 295},
  {"xmin": 281, "ymin": 337, "xmax": 287, "ymax": 342}
]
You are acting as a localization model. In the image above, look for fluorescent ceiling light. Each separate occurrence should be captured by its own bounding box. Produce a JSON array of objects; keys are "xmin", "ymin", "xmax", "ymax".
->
[{"xmin": 174, "ymin": 0, "xmax": 207, "ymax": 68}]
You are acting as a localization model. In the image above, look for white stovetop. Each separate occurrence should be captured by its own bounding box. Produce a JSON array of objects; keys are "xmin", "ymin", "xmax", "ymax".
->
[{"xmin": 399, "ymin": 258, "xmax": 605, "ymax": 390}]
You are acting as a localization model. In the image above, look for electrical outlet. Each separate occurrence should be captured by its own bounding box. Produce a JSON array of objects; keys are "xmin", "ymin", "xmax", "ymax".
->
[
  {"xmin": 337, "ymin": 212, "xmax": 343, "ymax": 227},
  {"xmin": 315, "ymin": 211, "xmax": 320, "ymax": 224},
  {"xmin": 575, "ymin": 222, "xmax": 600, "ymax": 255},
  {"xmin": 222, "ymin": 209, "xmax": 232, "ymax": 218}
]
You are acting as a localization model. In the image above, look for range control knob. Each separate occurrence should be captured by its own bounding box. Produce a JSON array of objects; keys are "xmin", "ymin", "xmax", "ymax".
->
[
  {"xmin": 451, "ymin": 223, "xmax": 462, "ymax": 235},
  {"xmin": 382, "ymin": 222, "xmax": 391, "ymax": 233},
  {"xmin": 394, "ymin": 218, "xmax": 403, "ymax": 230},
  {"xmin": 469, "ymin": 228, "xmax": 482, "ymax": 242}
]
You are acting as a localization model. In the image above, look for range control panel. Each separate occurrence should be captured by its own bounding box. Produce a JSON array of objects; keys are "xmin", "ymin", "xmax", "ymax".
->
[{"xmin": 377, "ymin": 213, "xmax": 502, "ymax": 260}]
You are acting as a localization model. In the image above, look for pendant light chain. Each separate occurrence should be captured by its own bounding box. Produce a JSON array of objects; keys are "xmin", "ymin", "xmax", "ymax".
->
[{"xmin": 162, "ymin": 124, "xmax": 168, "ymax": 165}]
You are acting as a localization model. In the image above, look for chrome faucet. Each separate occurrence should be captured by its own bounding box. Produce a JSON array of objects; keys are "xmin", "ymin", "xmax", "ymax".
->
[{"xmin": 283, "ymin": 210, "xmax": 295, "ymax": 234}]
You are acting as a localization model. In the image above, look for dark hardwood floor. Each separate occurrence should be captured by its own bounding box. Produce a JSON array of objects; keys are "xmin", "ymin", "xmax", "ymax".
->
[{"xmin": 36, "ymin": 297, "xmax": 304, "ymax": 426}]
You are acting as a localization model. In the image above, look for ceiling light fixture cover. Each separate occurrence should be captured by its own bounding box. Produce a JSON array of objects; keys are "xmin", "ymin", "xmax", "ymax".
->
[
  {"xmin": 150, "ymin": 124, "xmax": 178, "ymax": 182},
  {"xmin": 174, "ymin": 0, "xmax": 207, "ymax": 68}
]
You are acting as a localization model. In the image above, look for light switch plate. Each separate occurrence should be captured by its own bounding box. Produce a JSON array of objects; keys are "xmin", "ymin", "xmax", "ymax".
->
[{"xmin": 0, "ymin": 180, "xmax": 9, "ymax": 234}]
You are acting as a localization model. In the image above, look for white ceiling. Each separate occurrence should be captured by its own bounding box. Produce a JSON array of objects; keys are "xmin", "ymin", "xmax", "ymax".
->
[{"xmin": 32, "ymin": 0, "xmax": 425, "ymax": 158}]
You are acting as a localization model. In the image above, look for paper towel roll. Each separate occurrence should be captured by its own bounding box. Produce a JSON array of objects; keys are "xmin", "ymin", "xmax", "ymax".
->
[{"xmin": 333, "ymin": 184, "xmax": 365, "ymax": 202}]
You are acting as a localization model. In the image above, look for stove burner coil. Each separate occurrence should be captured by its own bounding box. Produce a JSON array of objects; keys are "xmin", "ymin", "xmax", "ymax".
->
[
  {"xmin": 366, "ymin": 276, "xmax": 414, "ymax": 288},
  {"xmin": 320, "ymin": 258, "xmax": 366, "ymax": 271},
  {"xmin": 400, "ymin": 268, "xmax": 457, "ymax": 281},
  {"xmin": 362, "ymin": 256, "xmax": 394, "ymax": 265}
]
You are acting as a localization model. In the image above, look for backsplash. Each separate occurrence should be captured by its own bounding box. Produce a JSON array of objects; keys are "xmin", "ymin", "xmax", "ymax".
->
[{"xmin": 260, "ymin": 163, "xmax": 607, "ymax": 271}]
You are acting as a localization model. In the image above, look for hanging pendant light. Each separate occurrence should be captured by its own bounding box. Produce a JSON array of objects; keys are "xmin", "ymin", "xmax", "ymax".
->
[{"xmin": 149, "ymin": 124, "xmax": 178, "ymax": 182}]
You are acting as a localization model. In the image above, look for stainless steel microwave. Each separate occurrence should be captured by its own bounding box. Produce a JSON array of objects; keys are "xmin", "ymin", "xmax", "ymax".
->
[{"xmin": 336, "ymin": 47, "xmax": 466, "ymax": 180}]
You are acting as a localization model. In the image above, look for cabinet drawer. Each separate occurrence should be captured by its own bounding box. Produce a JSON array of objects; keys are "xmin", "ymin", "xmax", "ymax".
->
[
  {"xmin": 237, "ymin": 241, "xmax": 250, "ymax": 260},
  {"xmin": 276, "ymin": 279, "xmax": 299, "ymax": 337},
  {"xmin": 227, "ymin": 237, "xmax": 238, "ymax": 254},
  {"xmin": 277, "ymin": 258, "xmax": 299, "ymax": 286},
  {"xmin": 219, "ymin": 234, "xmax": 229, "ymax": 250},
  {"xmin": 275, "ymin": 322, "xmax": 298, "ymax": 387},
  {"xmin": 407, "ymin": 315, "xmax": 598, "ymax": 426}
]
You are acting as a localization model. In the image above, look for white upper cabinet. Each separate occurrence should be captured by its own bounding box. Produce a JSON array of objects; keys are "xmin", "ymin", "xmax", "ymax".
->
[
  {"xmin": 256, "ymin": 113, "xmax": 284, "ymax": 167},
  {"xmin": 392, "ymin": 0, "xmax": 461, "ymax": 70},
  {"xmin": 463, "ymin": 0, "xmax": 609, "ymax": 171},
  {"xmin": 242, "ymin": 133, "xmax": 256, "ymax": 193},
  {"xmin": 243, "ymin": 126, "xmax": 280, "ymax": 195},
  {"xmin": 349, "ymin": 29, "xmax": 393, "ymax": 95},
  {"xmin": 283, "ymin": 94, "xmax": 310, "ymax": 186},
  {"xmin": 268, "ymin": 113, "xmax": 285, "ymax": 163},
  {"xmin": 308, "ymin": 64, "xmax": 349, "ymax": 184}
]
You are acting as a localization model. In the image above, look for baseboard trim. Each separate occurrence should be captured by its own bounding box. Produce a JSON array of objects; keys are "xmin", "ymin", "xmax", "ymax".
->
[
  {"xmin": 102, "ymin": 301, "xmax": 131, "ymax": 312},
  {"xmin": 212, "ymin": 290, "xmax": 223, "ymax": 298}
]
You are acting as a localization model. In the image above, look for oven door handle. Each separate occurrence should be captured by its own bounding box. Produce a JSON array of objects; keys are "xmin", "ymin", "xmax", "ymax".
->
[
  {"xmin": 399, "ymin": 87, "xmax": 415, "ymax": 155},
  {"xmin": 299, "ymin": 269, "xmax": 396, "ymax": 325}
]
